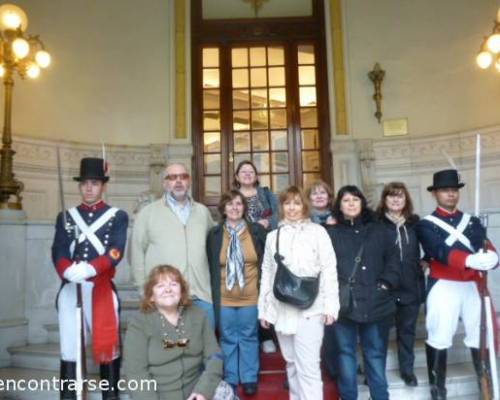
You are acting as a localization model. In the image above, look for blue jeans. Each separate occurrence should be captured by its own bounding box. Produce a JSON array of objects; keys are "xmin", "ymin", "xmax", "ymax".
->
[
  {"xmin": 219, "ymin": 305, "xmax": 259, "ymax": 385},
  {"xmin": 192, "ymin": 298, "xmax": 215, "ymax": 329},
  {"xmin": 332, "ymin": 318, "xmax": 391, "ymax": 400}
]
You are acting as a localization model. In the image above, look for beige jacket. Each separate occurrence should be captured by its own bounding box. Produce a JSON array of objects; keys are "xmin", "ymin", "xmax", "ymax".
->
[
  {"xmin": 257, "ymin": 219, "xmax": 339, "ymax": 335},
  {"xmin": 131, "ymin": 198, "xmax": 214, "ymax": 302}
]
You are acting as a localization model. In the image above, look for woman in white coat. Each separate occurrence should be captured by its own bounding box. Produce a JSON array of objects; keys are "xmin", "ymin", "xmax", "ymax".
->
[{"xmin": 258, "ymin": 185, "xmax": 339, "ymax": 400}]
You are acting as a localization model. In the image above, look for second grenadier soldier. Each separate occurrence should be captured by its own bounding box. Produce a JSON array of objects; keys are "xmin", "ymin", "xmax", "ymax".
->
[{"xmin": 417, "ymin": 169, "xmax": 499, "ymax": 400}]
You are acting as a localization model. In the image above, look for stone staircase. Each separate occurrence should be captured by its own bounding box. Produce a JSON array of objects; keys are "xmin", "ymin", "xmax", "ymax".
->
[{"xmin": 0, "ymin": 283, "xmax": 496, "ymax": 399}]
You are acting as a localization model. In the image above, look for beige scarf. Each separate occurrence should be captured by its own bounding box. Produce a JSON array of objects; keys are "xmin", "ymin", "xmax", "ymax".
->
[{"xmin": 385, "ymin": 212, "xmax": 408, "ymax": 261}]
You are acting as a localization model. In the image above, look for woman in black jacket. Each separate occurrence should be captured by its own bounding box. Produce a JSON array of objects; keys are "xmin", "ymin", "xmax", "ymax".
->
[
  {"xmin": 376, "ymin": 181, "xmax": 424, "ymax": 387},
  {"xmin": 206, "ymin": 190, "xmax": 267, "ymax": 396},
  {"xmin": 325, "ymin": 185, "xmax": 400, "ymax": 400}
]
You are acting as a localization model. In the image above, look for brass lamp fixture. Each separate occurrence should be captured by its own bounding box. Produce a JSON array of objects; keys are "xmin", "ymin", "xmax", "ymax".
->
[
  {"xmin": 476, "ymin": 7, "xmax": 500, "ymax": 71},
  {"xmin": 0, "ymin": 3, "xmax": 50, "ymax": 210},
  {"xmin": 368, "ymin": 63, "xmax": 385, "ymax": 123}
]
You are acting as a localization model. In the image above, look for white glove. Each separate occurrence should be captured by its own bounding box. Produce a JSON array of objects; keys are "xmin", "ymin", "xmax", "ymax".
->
[
  {"xmin": 63, "ymin": 262, "xmax": 79, "ymax": 281},
  {"xmin": 466, "ymin": 250, "xmax": 499, "ymax": 271},
  {"xmin": 71, "ymin": 262, "xmax": 97, "ymax": 282},
  {"xmin": 64, "ymin": 262, "xmax": 97, "ymax": 282}
]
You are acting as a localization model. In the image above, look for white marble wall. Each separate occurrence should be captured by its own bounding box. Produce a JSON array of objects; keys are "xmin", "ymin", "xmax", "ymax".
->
[
  {"xmin": 0, "ymin": 215, "xmax": 28, "ymax": 367},
  {"xmin": 332, "ymin": 125, "xmax": 500, "ymax": 215}
]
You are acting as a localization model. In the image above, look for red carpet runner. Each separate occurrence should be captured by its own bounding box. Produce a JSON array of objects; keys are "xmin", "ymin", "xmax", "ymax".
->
[{"xmin": 236, "ymin": 350, "xmax": 339, "ymax": 399}]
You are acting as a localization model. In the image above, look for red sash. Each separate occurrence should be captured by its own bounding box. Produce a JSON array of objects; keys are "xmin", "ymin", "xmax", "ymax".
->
[{"xmin": 91, "ymin": 269, "xmax": 119, "ymax": 364}]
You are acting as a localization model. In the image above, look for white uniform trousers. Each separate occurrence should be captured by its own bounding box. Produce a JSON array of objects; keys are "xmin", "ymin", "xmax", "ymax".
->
[
  {"xmin": 426, "ymin": 279, "xmax": 481, "ymax": 350},
  {"xmin": 276, "ymin": 315, "xmax": 324, "ymax": 400},
  {"xmin": 57, "ymin": 281, "xmax": 119, "ymax": 362}
]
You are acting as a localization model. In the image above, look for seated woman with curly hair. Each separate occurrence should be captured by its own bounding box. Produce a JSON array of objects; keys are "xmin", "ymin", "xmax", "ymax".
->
[{"xmin": 124, "ymin": 265, "xmax": 223, "ymax": 400}]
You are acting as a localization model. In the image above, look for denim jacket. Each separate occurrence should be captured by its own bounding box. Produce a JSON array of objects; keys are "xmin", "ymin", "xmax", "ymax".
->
[{"xmin": 256, "ymin": 186, "xmax": 279, "ymax": 230}]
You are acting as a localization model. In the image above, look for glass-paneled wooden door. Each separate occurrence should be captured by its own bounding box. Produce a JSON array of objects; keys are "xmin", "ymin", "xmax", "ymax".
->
[{"xmin": 196, "ymin": 41, "xmax": 329, "ymax": 207}]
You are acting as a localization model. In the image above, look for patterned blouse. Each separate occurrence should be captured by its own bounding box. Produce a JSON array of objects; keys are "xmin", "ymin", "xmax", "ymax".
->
[{"xmin": 246, "ymin": 194, "xmax": 265, "ymax": 222}]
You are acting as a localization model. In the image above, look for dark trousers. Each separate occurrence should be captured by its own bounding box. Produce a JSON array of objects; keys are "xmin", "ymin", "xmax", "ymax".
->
[
  {"xmin": 395, "ymin": 302, "xmax": 420, "ymax": 375},
  {"xmin": 323, "ymin": 323, "xmax": 338, "ymax": 378},
  {"xmin": 333, "ymin": 318, "xmax": 391, "ymax": 400}
]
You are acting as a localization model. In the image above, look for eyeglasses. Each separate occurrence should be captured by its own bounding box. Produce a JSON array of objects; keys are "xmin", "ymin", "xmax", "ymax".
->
[
  {"xmin": 165, "ymin": 173, "xmax": 190, "ymax": 181},
  {"xmin": 162, "ymin": 338, "xmax": 190, "ymax": 349}
]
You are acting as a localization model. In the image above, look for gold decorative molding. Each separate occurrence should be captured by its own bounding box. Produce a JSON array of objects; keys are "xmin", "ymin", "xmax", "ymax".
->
[
  {"xmin": 175, "ymin": 0, "xmax": 186, "ymax": 139},
  {"xmin": 330, "ymin": 0, "xmax": 348, "ymax": 135}
]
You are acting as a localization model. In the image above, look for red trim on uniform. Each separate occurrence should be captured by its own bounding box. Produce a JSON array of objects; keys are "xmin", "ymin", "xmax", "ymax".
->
[
  {"xmin": 89, "ymin": 255, "xmax": 112, "ymax": 275},
  {"xmin": 79, "ymin": 200, "xmax": 106, "ymax": 212},
  {"xmin": 447, "ymin": 249, "xmax": 468, "ymax": 271},
  {"xmin": 55, "ymin": 258, "xmax": 72, "ymax": 279},
  {"xmin": 435, "ymin": 207, "xmax": 460, "ymax": 218},
  {"xmin": 429, "ymin": 259, "xmax": 479, "ymax": 282}
]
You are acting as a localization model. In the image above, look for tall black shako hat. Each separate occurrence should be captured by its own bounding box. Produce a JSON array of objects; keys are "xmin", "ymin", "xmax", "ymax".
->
[
  {"xmin": 73, "ymin": 157, "xmax": 109, "ymax": 182},
  {"xmin": 427, "ymin": 169, "xmax": 465, "ymax": 192}
]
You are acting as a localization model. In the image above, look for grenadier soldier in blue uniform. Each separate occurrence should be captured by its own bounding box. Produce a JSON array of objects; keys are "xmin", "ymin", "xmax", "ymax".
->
[
  {"xmin": 51, "ymin": 157, "xmax": 128, "ymax": 399},
  {"xmin": 417, "ymin": 169, "xmax": 499, "ymax": 400}
]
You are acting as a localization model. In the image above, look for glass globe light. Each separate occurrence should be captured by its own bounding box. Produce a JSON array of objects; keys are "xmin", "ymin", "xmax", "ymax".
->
[
  {"xmin": 12, "ymin": 37, "xmax": 30, "ymax": 59},
  {"xmin": 0, "ymin": 4, "xmax": 28, "ymax": 32},
  {"xmin": 26, "ymin": 62, "xmax": 40, "ymax": 79},
  {"xmin": 0, "ymin": 64, "xmax": 5, "ymax": 77},
  {"xmin": 35, "ymin": 50, "xmax": 51, "ymax": 68},
  {"xmin": 476, "ymin": 51, "xmax": 493, "ymax": 69},
  {"xmin": 487, "ymin": 33, "xmax": 500, "ymax": 54}
]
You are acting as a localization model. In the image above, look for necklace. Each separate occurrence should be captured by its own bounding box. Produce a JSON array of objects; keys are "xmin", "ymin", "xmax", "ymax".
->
[{"xmin": 158, "ymin": 306, "xmax": 190, "ymax": 349}]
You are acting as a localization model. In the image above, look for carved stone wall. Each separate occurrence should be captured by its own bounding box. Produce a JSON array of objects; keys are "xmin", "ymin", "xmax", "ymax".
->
[
  {"xmin": 332, "ymin": 126, "xmax": 500, "ymax": 214},
  {"xmin": 11, "ymin": 136, "xmax": 154, "ymax": 221}
]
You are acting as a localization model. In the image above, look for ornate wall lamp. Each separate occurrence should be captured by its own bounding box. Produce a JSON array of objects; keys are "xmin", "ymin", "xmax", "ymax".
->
[
  {"xmin": 0, "ymin": 3, "xmax": 51, "ymax": 210},
  {"xmin": 368, "ymin": 63, "xmax": 385, "ymax": 123},
  {"xmin": 476, "ymin": 7, "xmax": 500, "ymax": 71}
]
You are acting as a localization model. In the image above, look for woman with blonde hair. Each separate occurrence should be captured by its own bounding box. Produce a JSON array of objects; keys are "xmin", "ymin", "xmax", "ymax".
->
[
  {"xmin": 258, "ymin": 186, "xmax": 339, "ymax": 400},
  {"xmin": 124, "ymin": 265, "xmax": 223, "ymax": 400},
  {"xmin": 305, "ymin": 180, "xmax": 336, "ymax": 225}
]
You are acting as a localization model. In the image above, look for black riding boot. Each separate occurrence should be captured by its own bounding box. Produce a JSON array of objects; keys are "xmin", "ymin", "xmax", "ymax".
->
[
  {"xmin": 60, "ymin": 360, "xmax": 77, "ymax": 400},
  {"xmin": 470, "ymin": 348, "xmax": 493, "ymax": 396},
  {"xmin": 100, "ymin": 357, "xmax": 121, "ymax": 400},
  {"xmin": 426, "ymin": 344, "xmax": 447, "ymax": 400}
]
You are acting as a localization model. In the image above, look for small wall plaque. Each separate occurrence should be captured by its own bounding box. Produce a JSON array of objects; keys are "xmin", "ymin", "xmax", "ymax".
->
[{"xmin": 383, "ymin": 118, "xmax": 408, "ymax": 136}]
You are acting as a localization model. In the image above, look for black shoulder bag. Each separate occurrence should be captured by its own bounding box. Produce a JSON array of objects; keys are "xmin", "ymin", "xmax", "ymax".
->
[
  {"xmin": 272, "ymin": 227, "xmax": 320, "ymax": 309},
  {"xmin": 338, "ymin": 242, "xmax": 365, "ymax": 316}
]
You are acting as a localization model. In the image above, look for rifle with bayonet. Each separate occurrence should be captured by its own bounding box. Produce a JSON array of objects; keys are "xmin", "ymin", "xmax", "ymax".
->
[{"xmin": 57, "ymin": 147, "xmax": 87, "ymax": 400}]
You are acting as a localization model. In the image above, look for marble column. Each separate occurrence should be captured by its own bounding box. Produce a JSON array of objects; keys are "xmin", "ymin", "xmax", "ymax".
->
[{"xmin": 0, "ymin": 209, "xmax": 28, "ymax": 367}]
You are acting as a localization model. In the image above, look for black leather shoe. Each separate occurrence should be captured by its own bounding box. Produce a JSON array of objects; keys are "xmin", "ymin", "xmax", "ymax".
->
[
  {"xmin": 401, "ymin": 372, "xmax": 418, "ymax": 387},
  {"xmin": 242, "ymin": 382, "xmax": 258, "ymax": 396}
]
